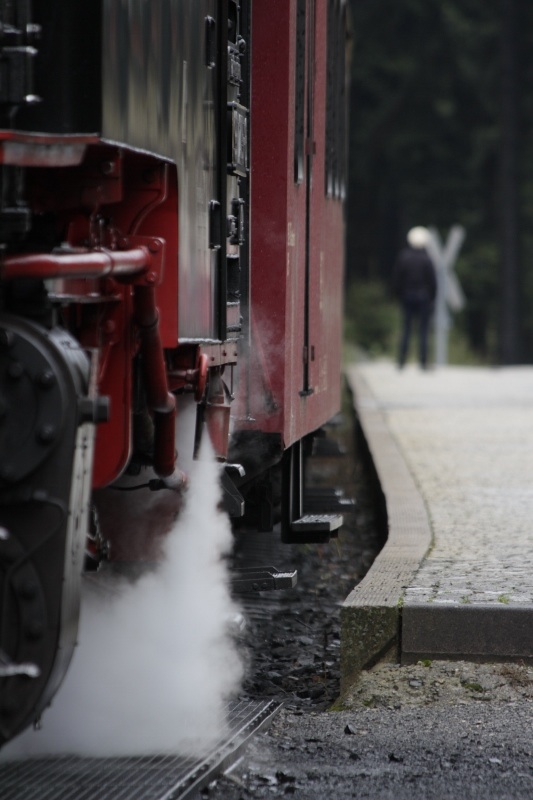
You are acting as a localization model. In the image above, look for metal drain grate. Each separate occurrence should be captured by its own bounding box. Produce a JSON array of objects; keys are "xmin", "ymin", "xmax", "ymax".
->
[{"xmin": 0, "ymin": 699, "xmax": 280, "ymax": 800}]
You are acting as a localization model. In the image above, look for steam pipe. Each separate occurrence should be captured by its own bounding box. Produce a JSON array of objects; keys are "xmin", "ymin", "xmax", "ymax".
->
[
  {"xmin": 1, "ymin": 246, "xmax": 152, "ymax": 280},
  {"xmin": 2, "ymin": 246, "xmax": 180, "ymax": 481},
  {"xmin": 133, "ymin": 284, "xmax": 176, "ymax": 478}
]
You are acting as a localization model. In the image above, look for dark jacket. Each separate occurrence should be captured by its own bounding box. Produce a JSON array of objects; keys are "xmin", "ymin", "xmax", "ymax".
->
[{"xmin": 393, "ymin": 246, "xmax": 437, "ymax": 305}]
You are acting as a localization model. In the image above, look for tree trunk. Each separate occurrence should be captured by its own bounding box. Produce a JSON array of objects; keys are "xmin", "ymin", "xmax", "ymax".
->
[{"xmin": 499, "ymin": 0, "xmax": 521, "ymax": 363}]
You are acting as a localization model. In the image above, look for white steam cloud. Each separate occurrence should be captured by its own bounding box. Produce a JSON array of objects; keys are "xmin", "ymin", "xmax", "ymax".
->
[{"xmin": 2, "ymin": 436, "xmax": 244, "ymax": 759}]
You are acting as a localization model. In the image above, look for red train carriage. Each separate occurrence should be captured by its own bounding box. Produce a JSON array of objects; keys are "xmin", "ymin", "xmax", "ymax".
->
[
  {"xmin": 0, "ymin": 0, "xmax": 346, "ymax": 746},
  {"xmin": 233, "ymin": 0, "xmax": 346, "ymax": 539}
]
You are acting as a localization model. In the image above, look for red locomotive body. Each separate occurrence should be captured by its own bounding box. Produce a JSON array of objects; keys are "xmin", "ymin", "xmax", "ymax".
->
[{"xmin": 0, "ymin": 0, "xmax": 346, "ymax": 746}]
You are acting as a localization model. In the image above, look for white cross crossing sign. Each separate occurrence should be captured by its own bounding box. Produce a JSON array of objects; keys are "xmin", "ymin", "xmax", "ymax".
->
[
  {"xmin": 427, "ymin": 225, "xmax": 465, "ymax": 312},
  {"xmin": 425, "ymin": 225, "xmax": 466, "ymax": 366}
]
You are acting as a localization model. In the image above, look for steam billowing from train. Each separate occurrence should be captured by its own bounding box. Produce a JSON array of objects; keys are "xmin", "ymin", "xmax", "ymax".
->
[{"xmin": 2, "ymin": 435, "xmax": 244, "ymax": 758}]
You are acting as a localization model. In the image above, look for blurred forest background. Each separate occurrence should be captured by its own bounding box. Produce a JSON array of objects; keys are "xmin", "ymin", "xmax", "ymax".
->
[{"xmin": 345, "ymin": 0, "xmax": 532, "ymax": 364}]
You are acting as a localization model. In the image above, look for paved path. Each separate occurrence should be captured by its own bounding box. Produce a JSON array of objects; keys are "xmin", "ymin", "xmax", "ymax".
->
[{"xmin": 342, "ymin": 361, "xmax": 533, "ymax": 686}]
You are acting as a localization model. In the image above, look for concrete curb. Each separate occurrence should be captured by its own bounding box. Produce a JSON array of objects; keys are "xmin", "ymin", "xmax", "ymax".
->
[
  {"xmin": 341, "ymin": 367, "xmax": 432, "ymax": 691},
  {"xmin": 402, "ymin": 603, "xmax": 533, "ymax": 662},
  {"xmin": 341, "ymin": 364, "xmax": 533, "ymax": 689}
]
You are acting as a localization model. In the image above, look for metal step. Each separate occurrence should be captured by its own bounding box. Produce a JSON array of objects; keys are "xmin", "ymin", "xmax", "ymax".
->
[
  {"xmin": 0, "ymin": 699, "xmax": 280, "ymax": 800},
  {"xmin": 289, "ymin": 513, "xmax": 343, "ymax": 543},
  {"xmin": 304, "ymin": 488, "xmax": 356, "ymax": 515},
  {"xmin": 231, "ymin": 566, "xmax": 297, "ymax": 593}
]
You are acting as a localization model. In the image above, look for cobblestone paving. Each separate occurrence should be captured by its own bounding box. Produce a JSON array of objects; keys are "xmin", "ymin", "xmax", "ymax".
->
[{"xmin": 355, "ymin": 361, "xmax": 533, "ymax": 607}]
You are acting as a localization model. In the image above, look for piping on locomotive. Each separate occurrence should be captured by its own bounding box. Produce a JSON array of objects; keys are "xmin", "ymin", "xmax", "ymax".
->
[{"xmin": 0, "ymin": 0, "xmax": 347, "ymax": 746}]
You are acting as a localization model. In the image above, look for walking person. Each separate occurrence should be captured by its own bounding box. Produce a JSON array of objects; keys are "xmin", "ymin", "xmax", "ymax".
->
[{"xmin": 393, "ymin": 226, "xmax": 437, "ymax": 369}]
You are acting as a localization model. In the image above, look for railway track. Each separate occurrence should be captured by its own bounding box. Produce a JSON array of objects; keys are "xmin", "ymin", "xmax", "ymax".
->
[
  {"xmin": 0, "ymin": 413, "xmax": 364, "ymax": 799},
  {"xmin": 0, "ymin": 699, "xmax": 280, "ymax": 800}
]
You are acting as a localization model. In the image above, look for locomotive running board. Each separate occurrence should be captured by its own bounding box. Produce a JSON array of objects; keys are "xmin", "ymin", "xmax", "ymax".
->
[{"xmin": 0, "ymin": 699, "xmax": 281, "ymax": 800}]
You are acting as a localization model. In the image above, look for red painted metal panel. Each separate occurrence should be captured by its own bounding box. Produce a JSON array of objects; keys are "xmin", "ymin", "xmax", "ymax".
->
[
  {"xmin": 307, "ymin": 0, "xmax": 343, "ymax": 424},
  {"xmin": 246, "ymin": 0, "xmax": 343, "ymax": 449},
  {"xmin": 15, "ymin": 141, "xmax": 181, "ymax": 487},
  {"xmin": 247, "ymin": 0, "xmax": 293, "ymax": 439},
  {"xmin": 92, "ymin": 287, "xmax": 134, "ymax": 488}
]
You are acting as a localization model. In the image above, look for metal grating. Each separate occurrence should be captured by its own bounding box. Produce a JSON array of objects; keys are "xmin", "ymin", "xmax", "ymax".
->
[{"xmin": 0, "ymin": 699, "xmax": 280, "ymax": 800}]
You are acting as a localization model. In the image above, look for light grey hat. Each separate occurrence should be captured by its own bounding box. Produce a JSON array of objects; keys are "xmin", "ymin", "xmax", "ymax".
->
[{"xmin": 407, "ymin": 226, "xmax": 430, "ymax": 248}]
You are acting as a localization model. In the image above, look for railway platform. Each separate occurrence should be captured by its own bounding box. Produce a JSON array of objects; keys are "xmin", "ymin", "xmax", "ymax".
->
[{"xmin": 341, "ymin": 360, "xmax": 533, "ymax": 690}]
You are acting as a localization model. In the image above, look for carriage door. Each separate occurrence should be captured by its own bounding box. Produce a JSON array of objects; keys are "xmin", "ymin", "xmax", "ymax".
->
[
  {"xmin": 294, "ymin": 0, "xmax": 315, "ymax": 396},
  {"xmin": 211, "ymin": 0, "xmax": 250, "ymax": 342}
]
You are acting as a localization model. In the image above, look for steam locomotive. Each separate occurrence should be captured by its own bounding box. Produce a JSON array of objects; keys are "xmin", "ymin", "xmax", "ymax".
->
[{"xmin": 0, "ymin": 0, "xmax": 346, "ymax": 746}]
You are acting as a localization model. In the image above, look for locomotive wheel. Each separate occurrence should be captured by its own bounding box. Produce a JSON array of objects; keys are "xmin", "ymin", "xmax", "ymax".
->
[
  {"xmin": 0, "ymin": 314, "xmax": 95, "ymax": 746},
  {"xmin": 0, "ymin": 526, "xmax": 48, "ymax": 733}
]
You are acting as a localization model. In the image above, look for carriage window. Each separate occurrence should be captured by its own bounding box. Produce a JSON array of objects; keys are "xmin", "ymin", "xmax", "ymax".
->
[{"xmin": 325, "ymin": 0, "xmax": 346, "ymax": 199}]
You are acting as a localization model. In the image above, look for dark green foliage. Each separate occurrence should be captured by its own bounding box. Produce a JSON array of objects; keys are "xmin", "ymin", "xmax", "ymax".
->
[
  {"xmin": 347, "ymin": 0, "xmax": 533, "ymax": 362},
  {"xmin": 344, "ymin": 280, "xmax": 399, "ymax": 356}
]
